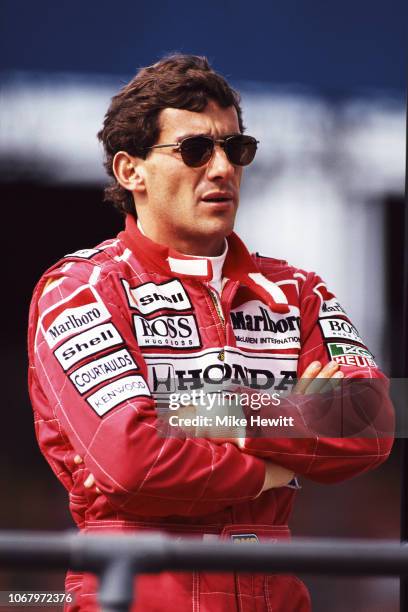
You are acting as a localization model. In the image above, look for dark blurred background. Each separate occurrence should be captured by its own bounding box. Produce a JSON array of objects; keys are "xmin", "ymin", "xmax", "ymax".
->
[{"xmin": 1, "ymin": 1, "xmax": 406, "ymax": 610}]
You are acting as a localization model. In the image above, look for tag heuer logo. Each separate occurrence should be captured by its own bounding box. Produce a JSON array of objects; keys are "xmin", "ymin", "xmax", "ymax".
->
[{"xmin": 327, "ymin": 343, "xmax": 377, "ymax": 368}]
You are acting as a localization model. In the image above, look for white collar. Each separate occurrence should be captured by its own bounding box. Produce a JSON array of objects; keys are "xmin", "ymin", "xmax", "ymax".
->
[{"xmin": 137, "ymin": 219, "xmax": 227, "ymax": 290}]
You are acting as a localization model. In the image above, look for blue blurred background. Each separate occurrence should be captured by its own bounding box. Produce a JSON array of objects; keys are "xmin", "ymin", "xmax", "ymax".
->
[
  {"xmin": 1, "ymin": 0, "xmax": 406, "ymax": 93},
  {"xmin": 1, "ymin": 1, "xmax": 406, "ymax": 610}
]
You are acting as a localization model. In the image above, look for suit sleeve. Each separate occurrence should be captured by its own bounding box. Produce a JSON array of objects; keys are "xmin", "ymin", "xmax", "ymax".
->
[
  {"xmin": 241, "ymin": 272, "xmax": 395, "ymax": 483},
  {"xmin": 28, "ymin": 263, "xmax": 266, "ymax": 517}
]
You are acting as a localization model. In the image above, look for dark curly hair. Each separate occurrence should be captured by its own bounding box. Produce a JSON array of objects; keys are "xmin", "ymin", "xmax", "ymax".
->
[{"xmin": 97, "ymin": 54, "xmax": 244, "ymax": 216}]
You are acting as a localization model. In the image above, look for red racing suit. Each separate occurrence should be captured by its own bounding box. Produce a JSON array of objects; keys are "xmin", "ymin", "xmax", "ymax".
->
[{"xmin": 28, "ymin": 214, "xmax": 394, "ymax": 611}]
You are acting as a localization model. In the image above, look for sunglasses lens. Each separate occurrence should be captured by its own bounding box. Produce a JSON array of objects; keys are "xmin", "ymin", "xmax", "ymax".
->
[
  {"xmin": 180, "ymin": 137, "xmax": 214, "ymax": 167},
  {"xmin": 226, "ymin": 136, "xmax": 258, "ymax": 166},
  {"xmin": 178, "ymin": 135, "xmax": 258, "ymax": 167}
]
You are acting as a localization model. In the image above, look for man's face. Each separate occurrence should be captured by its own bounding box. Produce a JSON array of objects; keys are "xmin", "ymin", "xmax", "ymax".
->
[{"xmin": 135, "ymin": 100, "xmax": 243, "ymax": 256}]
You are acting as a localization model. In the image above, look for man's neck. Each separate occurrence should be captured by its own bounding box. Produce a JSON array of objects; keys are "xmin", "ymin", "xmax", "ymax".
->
[
  {"xmin": 136, "ymin": 219, "xmax": 226, "ymax": 257},
  {"xmin": 136, "ymin": 219, "xmax": 228, "ymax": 293}
]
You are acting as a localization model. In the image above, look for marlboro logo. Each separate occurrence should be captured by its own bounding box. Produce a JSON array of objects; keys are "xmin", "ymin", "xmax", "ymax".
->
[{"xmin": 41, "ymin": 285, "xmax": 111, "ymax": 348}]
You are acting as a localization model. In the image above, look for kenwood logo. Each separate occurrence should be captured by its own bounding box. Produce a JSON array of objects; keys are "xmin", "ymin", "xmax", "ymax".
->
[
  {"xmin": 134, "ymin": 314, "xmax": 201, "ymax": 349},
  {"xmin": 122, "ymin": 279, "xmax": 192, "ymax": 315},
  {"xmin": 87, "ymin": 375, "xmax": 150, "ymax": 416},
  {"xmin": 54, "ymin": 323, "xmax": 123, "ymax": 371}
]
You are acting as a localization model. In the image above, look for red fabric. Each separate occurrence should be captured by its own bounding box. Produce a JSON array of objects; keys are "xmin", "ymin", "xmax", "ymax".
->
[{"xmin": 28, "ymin": 216, "xmax": 393, "ymax": 611}]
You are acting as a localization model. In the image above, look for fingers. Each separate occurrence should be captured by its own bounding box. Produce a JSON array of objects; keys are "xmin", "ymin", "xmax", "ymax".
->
[
  {"xmin": 293, "ymin": 361, "xmax": 322, "ymax": 394},
  {"xmin": 304, "ymin": 361, "xmax": 342, "ymax": 395},
  {"xmin": 310, "ymin": 369, "xmax": 344, "ymax": 395},
  {"xmin": 74, "ymin": 455, "xmax": 101, "ymax": 493},
  {"xmin": 207, "ymin": 437, "xmax": 246, "ymax": 448},
  {"xmin": 294, "ymin": 361, "xmax": 344, "ymax": 395},
  {"xmin": 313, "ymin": 360, "xmax": 339, "ymax": 379},
  {"xmin": 84, "ymin": 473, "xmax": 95, "ymax": 488},
  {"xmin": 84, "ymin": 473, "xmax": 101, "ymax": 494},
  {"xmin": 261, "ymin": 461, "xmax": 295, "ymax": 492}
]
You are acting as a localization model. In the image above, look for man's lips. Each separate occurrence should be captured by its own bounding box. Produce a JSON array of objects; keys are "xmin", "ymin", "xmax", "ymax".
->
[{"xmin": 200, "ymin": 192, "xmax": 235, "ymax": 204}]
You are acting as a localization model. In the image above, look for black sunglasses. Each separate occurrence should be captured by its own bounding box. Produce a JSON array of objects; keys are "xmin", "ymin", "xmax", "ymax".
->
[{"xmin": 145, "ymin": 134, "xmax": 259, "ymax": 168}]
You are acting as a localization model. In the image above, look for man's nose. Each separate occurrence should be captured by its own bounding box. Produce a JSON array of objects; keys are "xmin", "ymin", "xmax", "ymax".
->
[{"xmin": 206, "ymin": 144, "xmax": 235, "ymax": 180}]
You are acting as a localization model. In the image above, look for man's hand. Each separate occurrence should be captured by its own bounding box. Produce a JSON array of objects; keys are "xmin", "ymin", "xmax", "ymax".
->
[
  {"xmin": 194, "ymin": 361, "xmax": 344, "ymax": 442},
  {"xmin": 74, "ymin": 452, "xmax": 294, "ymax": 496},
  {"xmin": 293, "ymin": 360, "xmax": 343, "ymax": 395},
  {"xmin": 260, "ymin": 461, "xmax": 295, "ymax": 493},
  {"xmin": 72, "ymin": 362, "xmax": 343, "ymax": 496},
  {"xmin": 256, "ymin": 361, "xmax": 343, "ymax": 494},
  {"xmin": 74, "ymin": 455, "xmax": 101, "ymax": 493}
]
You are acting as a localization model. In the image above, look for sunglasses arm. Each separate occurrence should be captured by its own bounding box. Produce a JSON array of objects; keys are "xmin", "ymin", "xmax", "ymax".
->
[{"xmin": 146, "ymin": 143, "xmax": 179, "ymax": 150}]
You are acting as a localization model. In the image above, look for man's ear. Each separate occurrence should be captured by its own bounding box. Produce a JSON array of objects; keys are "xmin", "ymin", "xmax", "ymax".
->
[{"xmin": 112, "ymin": 151, "xmax": 146, "ymax": 194}]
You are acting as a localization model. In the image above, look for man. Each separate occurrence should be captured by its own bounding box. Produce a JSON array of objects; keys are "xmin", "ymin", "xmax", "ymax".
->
[{"xmin": 28, "ymin": 54, "xmax": 394, "ymax": 611}]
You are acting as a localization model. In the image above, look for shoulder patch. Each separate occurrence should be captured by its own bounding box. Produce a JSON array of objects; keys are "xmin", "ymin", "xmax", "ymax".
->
[
  {"xmin": 319, "ymin": 317, "xmax": 365, "ymax": 346},
  {"xmin": 64, "ymin": 248, "xmax": 101, "ymax": 260},
  {"xmin": 121, "ymin": 278, "xmax": 192, "ymax": 314},
  {"xmin": 39, "ymin": 284, "xmax": 111, "ymax": 348},
  {"xmin": 314, "ymin": 283, "xmax": 348, "ymax": 318},
  {"xmin": 86, "ymin": 374, "xmax": 151, "ymax": 416},
  {"xmin": 327, "ymin": 342, "xmax": 377, "ymax": 368}
]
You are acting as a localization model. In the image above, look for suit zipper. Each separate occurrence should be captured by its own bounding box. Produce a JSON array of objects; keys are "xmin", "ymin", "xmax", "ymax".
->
[
  {"xmin": 207, "ymin": 286, "xmax": 226, "ymax": 362},
  {"xmin": 208, "ymin": 283, "xmax": 241, "ymax": 610}
]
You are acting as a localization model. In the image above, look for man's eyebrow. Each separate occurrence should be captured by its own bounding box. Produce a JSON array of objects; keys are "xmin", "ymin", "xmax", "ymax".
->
[
  {"xmin": 174, "ymin": 131, "xmax": 242, "ymax": 143},
  {"xmin": 174, "ymin": 132, "xmax": 208, "ymax": 143}
]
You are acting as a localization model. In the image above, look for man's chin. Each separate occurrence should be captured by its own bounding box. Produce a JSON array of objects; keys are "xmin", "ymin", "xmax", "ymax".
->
[
  {"xmin": 180, "ymin": 218, "xmax": 234, "ymax": 256},
  {"xmin": 200, "ymin": 205, "xmax": 237, "ymax": 232},
  {"xmin": 201, "ymin": 216, "xmax": 236, "ymax": 239}
]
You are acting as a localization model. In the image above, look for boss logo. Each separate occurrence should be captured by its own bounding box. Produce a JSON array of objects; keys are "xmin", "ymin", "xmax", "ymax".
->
[
  {"xmin": 133, "ymin": 314, "xmax": 201, "ymax": 349},
  {"xmin": 320, "ymin": 318, "xmax": 364, "ymax": 345}
]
